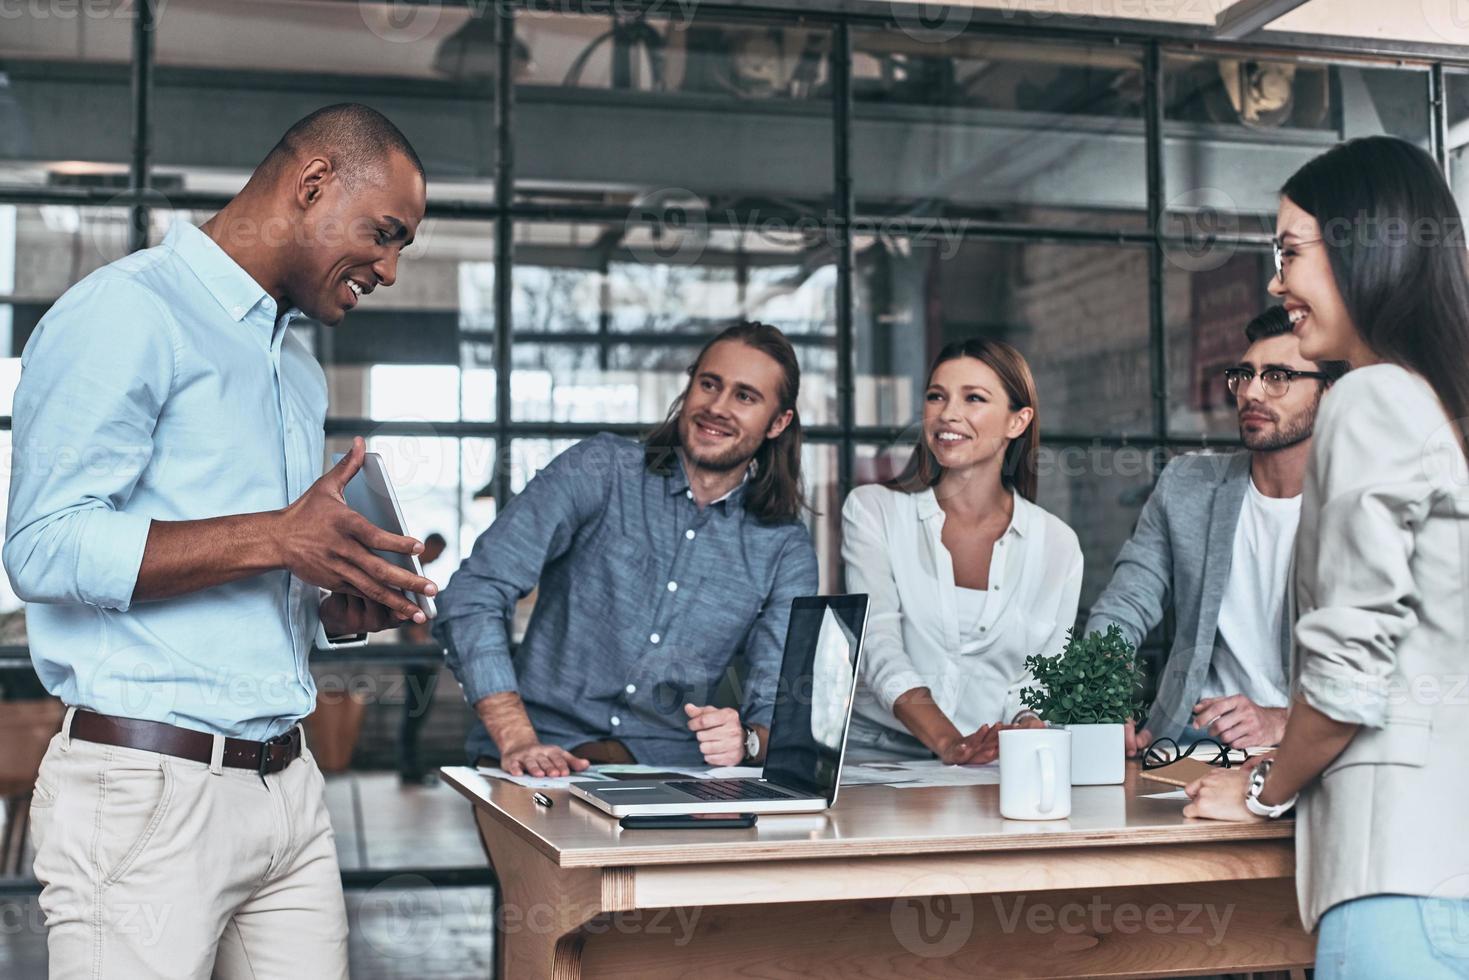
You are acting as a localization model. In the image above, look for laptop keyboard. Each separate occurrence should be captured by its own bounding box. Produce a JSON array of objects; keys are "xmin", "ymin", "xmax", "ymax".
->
[{"xmin": 666, "ymin": 779, "xmax": 801, "ymax": 802}]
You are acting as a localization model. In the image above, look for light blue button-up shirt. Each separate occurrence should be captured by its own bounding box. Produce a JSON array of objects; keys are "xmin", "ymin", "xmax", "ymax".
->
[{"xmin": 4, "ymin": 220, "xmax": 328, "ymax": 739}]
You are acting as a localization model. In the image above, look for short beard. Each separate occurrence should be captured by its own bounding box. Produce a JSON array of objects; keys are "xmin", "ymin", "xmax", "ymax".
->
[
  {"xmin": 1240, "ymin": 399, "xmax": 1318, "ymax": 452},
  {"xmin": 678, "ymin": 417, "xmax": 762, "ymax": 473}
]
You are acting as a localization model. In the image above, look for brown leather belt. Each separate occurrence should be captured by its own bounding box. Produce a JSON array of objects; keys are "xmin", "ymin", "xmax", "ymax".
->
[{"xmin": 68, "ymin": 709, "xmax": 303, "ymax": 775}]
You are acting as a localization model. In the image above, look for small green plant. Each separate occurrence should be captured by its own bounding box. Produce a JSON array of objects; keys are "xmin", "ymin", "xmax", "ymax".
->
[{"xmin": 1019, "ymin": 625, "xmax": 1145, "ymax": 725}]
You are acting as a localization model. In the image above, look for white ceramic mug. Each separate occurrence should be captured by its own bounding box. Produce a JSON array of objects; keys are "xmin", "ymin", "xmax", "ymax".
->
[{"xmin": 999, "ymin": 728, "xmax": 1072, "ymax": 820}]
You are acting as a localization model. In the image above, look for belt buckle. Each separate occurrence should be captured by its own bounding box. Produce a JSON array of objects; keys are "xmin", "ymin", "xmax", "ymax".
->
[{"xmin": 257, "ymin": 740, "xmax": 273, "ymax": 778}]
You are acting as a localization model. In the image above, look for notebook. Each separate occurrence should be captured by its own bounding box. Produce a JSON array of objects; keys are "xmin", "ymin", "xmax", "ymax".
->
[{"xmin": 1138, "ymin": 757, "xmax": 1228, "ymax": 789}]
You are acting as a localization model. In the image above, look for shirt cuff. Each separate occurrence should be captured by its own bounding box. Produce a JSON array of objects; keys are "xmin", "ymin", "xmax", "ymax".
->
[
  {"xmin": 443, "ymin": 625, "xmax": 520, "ymax": 706},
  {"xmin": 1295, "ymin": 659, "xmax": 1390, "ymax": 728},
  {"xmin": 77, "ymin": 510, "xmax": 152, "ymax": 612},
  {"xmin": 742, "ymin": 701, "xmax": 775, "ymax": 730}
]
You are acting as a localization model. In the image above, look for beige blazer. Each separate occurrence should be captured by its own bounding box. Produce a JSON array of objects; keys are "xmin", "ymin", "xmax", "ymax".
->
[{"xmin": 1291, "ymin": 363, "xmax": 1469, "ymax": 931}]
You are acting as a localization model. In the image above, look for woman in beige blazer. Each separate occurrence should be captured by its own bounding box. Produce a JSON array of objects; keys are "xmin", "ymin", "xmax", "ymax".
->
[{"xmin": 1184, "ymin": 136, "xmax": 1469, "ymax": 978}]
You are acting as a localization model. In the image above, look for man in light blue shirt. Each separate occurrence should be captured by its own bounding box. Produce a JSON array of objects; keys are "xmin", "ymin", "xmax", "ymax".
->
[{"xmin": 6, "ymin": 104, "xmax": 432, "ymax": 980}]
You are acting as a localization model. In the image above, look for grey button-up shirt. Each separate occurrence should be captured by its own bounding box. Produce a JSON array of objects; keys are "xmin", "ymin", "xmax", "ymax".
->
[{"xmin": 436, "ymin": 434, "xmax": 820, "ymax": 766}]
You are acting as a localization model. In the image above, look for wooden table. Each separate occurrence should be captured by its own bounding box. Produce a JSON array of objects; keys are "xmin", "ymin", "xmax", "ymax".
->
[{"xmin": 441, "ymin": 763, "xmax": 1313, "ymax": 979}]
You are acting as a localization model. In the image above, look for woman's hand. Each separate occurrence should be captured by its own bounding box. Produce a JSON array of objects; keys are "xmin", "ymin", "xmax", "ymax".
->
[{"xmin": 1181, "ymin": 767, "xmax": 1265, "ymax": 823}]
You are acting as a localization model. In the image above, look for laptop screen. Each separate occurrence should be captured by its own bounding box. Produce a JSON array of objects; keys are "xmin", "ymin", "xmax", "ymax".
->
[{"xmin": 761, "ymin": 595, "xmax": 868, "ymax": 802}]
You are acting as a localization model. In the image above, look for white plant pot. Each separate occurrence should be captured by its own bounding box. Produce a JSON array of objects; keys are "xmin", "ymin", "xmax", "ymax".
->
[{"xmin": 1064, "ymin": 723, "xmax": 1126, "ymax": 785}]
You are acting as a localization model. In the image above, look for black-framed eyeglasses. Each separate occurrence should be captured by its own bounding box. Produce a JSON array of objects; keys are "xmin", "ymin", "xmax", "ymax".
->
[
  {"xmin": 1272, "ymin": 236, "xmax": 1323, "ymax": 284},
  {"xmin": 1224, "ymin": 366, "xmax": 1332, "ymax": 398},
  {"xmin": 1141, "ymin": 737, "xmax": 1247, "ymax": 771}
]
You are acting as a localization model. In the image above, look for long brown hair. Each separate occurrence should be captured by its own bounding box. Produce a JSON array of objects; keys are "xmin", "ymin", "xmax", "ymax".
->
[
  {"xmin": 884, "ymin": 338, "xmax": 1041, "ymax": 502},
  {"xmin": 644, "ymin": 321, "xmax": 808, "ymax": 524},
  {"xmin": 1282, "ymin": 136, "xmax": 1469, "ymax": 460}
]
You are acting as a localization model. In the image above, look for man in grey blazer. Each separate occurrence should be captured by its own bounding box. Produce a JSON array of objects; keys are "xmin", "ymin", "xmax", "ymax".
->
[{"xmin": 1085, "ymin": 307, "xmax": 1348, "ymax": 752}]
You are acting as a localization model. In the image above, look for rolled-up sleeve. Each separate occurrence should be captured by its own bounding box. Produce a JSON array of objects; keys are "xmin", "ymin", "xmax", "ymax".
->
[
  {"xmin": 433, "ymin": 439, "xmax": 611, "ymax": 706},
  {"xmin": 4, "ymin": 277, "xmax": 176, "ymax": 612},
  {"xmin": 737, "ymin": 529, "xmax": 820, "ymax": 729},
  {"xmin": 1293, "ymin": 374, "xmax": 1443, "ymax": 728},
  {"xmin": 841, "ymin": 488, "xmax": 926, "ymax": 713}
]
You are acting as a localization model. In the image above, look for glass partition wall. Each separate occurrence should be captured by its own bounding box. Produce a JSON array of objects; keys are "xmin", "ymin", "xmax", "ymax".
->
[{"xmin": 0, "ymin": 2, "xmax": 1453, "ymax": 657}]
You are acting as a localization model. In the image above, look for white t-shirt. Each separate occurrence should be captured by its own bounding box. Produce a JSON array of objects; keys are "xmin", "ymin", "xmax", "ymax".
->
[
  {"xmin": 955, "ymin": 586, "xmax": 988, "ymax": 638},
  {"xmin": 1202, "ymin": 477, "xmax": 1299, "ymax": 707}
]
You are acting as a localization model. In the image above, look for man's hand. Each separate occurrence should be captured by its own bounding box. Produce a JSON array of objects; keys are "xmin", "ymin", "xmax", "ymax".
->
[
  {"xmin": 499, "ymin": 742, "xmax": 590, "ymax": 778},
  {"xmin": 1124, "ymin": 721, "xmax": 1154, "ymax": 758},
  {"xmin": 473, "ymin": 692, "xmax": 588, "ymax": 777},
  {"xmin": 1193, "ymin": 695, "xmax": 1287, "ymax": 748},
  {"xmin": 319, "ymin": 592, "xmax": 408, "ymax": 637},
  {"xmin": 1182, "ymin": 766, "xmax": 1264, "ymax": 823},
  {"xmin": 684, "ymin": 704, "xmax": 745, "ymax": 766},
  {"xmin": 275, "ymin": 437, "xmax": 438, "ymax": 624}
]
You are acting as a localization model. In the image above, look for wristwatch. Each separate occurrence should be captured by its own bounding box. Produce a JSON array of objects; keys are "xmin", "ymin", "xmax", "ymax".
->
[
  {"xmin": 1243, "ymin": 760, "xmax": 1297, "ymax": 819},
  {"xmin": 743, "ymin": 725, "xmax": 761, "ymax": 763}
]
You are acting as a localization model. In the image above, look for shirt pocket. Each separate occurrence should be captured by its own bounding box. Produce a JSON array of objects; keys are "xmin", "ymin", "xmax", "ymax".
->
[{"xmin": 1321, "ymin": 706, "xmax": 1432, "ymax": 778}]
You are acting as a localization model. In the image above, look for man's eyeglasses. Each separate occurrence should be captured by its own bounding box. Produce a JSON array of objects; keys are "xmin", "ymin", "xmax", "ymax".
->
[
  {"xmin": 1141, "ymin": 737, "xmax": 1247, "ymax": 771},
  {"xmin": 1224, "ymin": 367, "xmax": 1332, "ymax": 399},
  {"xmin": 1272, "ymin": 236, "xmax": 1323, "ymax": 285}
]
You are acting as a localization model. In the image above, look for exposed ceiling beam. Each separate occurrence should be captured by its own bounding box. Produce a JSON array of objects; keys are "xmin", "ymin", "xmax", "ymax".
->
[{"xmin": 1214, "ymin": 0, "xmax": 1315, "ymax": 40}]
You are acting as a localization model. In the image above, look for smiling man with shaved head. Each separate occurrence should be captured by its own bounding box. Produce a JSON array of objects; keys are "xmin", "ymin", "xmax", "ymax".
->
[{"xmin": 6, "ymin": 103, "xmax": 429, "ymax": 979}]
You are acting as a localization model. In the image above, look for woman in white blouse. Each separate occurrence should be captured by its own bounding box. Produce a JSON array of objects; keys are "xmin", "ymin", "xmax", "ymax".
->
[{"xmin": 842, "ymin": 339, "xmax": 1084, "ymax": 764}]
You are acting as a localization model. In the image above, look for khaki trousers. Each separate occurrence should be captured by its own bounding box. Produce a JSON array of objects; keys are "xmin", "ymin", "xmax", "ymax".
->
[{"xmin": 29, "ymin": 722, "xmax": 348, "ymax": 980}]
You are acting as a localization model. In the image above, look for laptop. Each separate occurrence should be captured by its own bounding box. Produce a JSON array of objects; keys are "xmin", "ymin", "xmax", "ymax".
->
[{"xmin": 569, "ymin": 594, "xmax": 869, "ymax": 817}]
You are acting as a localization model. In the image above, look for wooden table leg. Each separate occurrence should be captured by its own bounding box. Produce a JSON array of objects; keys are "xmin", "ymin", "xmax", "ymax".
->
[{"xmin": 475, "ymin": 809, "xmax": 633, "ymax": 980}]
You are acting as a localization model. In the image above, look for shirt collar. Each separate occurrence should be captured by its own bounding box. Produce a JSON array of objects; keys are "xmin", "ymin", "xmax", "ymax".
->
[
  {"xmin": 918, "ymin": 486, "xmax": 1030, "ymax": 539},
  {"xmin": 165, "ymin": 220, "xmax": 304, "ymax": 329},
  {"xmin": 666, "ymin": 451, "xmax": 751, "ymax": 511}
]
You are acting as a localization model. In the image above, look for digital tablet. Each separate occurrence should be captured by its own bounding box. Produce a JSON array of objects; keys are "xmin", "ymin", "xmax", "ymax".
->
[{"xmin": 336, "ymin": 451, "xmax": 437, "ymax": 620}]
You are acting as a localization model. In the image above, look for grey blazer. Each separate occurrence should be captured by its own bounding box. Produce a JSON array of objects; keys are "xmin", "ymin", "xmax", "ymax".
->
[
  {"xmin": 1291, "ymin": 364, "xmax": 1469, "ymax": 931},
  {"xmin": 1084, "ymin": 451, "xmax": 1292, "ymax": 739}
]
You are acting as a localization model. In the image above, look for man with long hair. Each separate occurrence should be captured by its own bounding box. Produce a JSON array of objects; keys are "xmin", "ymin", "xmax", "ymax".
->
[
  {"xmin": 436, "ymin": 322, "xmax": 819, "ymax": 775},
  {"xmin": 1086, "ymin": 307, "xmax": 1347, "ymax": 753}
]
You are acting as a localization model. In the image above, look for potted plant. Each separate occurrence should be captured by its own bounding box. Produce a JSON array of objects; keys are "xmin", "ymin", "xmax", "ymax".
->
[{"xmin": 1019, "ymin": 626, "xmax": 1144, "ymax": 786}]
